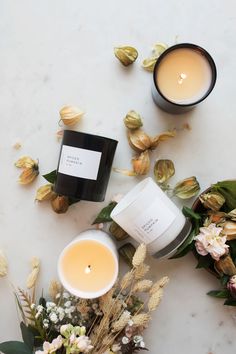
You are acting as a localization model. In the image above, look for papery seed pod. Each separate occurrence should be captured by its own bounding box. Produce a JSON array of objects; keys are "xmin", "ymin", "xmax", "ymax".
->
[
  {"xmin": 18, "ymin": 166, "xmax": 39, "ymax": 185},
  {"xmin": 222, "ymin": 221, "xmax": 236, "ymax": 240},
  {"xmin": 150, "ymin": 131, "xmax": 176, "ymax": 150},
  {"xmin": 154, "ymin": 159, "xmax": 175, "ymax": 184},
  {"xmin": 15, "ymin": 156, "xmax": 37, "ymax": 168},
  {"xmin": 35, "ymin": 184, "xmax": 55, "ymax": 202},
  {"xmin": 51, "ymin": 195, "xmax": 69, "ymax": 214},
  {"xmin": 142, "ymin": 57, "xmax": 158, "ymax": 72},
  {"xmin": 227, "ymin": 275, "xmax": 236, "ymax": 299},
  {"xmin": 215, "ymin": 255, "xmax": 236, "ymax": 276},
  {"xmin": 0, "ymin": 250, "xmax": 8, "ymax": 278},
  {"xmin": 128, "ymin": 129, "xmax": 151, "ymax": 152},
  {"xmin": 114, "ymin": 46, "xmax": 138, "ymax": 66},
  {"xmin": 227, "ymin": 209, "xmax": 236, "ymax": 221},
  {"xmin": 132, "ymin": 150, "xmax": 150, "ymax": 175},
  {"xmin": 109, "ymin": 222, "xmax": 129, "ymax": 241},
  {"xmin": 199, "ymin": 191, "xmax": 225, "ymax": 211},
  {"xmin": 59, "ymin": 105, "xmax": 84, "ymax": 126},
  {"xmin": 152, "ymin": 42, "xmax": 168, "ymax": 56},
  {"xmin": 207, "ymin": 211, "xmax": 226, "ymax": 224},
  {"xmin": 173, "ymin": 176, "xmax": 200, "ymax": 199},
  {"xmin": 124, "ymin": 110, "xmax": 143, "ymax": 130},
  {"xmin": 119, "ymin": 243, "xmax": 136, "ymax": 268}
]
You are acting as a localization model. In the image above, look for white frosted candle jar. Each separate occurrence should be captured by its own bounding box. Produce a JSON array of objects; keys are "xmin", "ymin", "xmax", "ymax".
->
[
  {"xmin": 152, "ymin": 43, "xmax": 217, "ymax": 114},
  {"xmin": 111, "ymin": 178, "xmax": 191, "ymax": 258},
  {"xmin": 58, "ymin": 230, "xmax": 119, "ymax": 299}
]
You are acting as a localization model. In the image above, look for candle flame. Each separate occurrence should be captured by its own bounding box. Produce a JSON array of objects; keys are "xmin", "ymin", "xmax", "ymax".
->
[{"xmin": 85, "ymin": 265, "xmax": 92, "ymax": 274}]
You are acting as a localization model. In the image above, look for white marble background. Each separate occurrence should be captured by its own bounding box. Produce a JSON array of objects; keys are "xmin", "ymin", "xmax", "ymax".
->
[{"xmin": 1, "ymin": 0, "xmax": 236, "ymax": 353}]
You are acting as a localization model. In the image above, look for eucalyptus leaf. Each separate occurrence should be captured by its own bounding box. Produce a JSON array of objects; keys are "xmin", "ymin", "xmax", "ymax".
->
[
  {"xmin": 207, "ymin": 289, "xmax": 229, "ymax": 298},
  {"xmin": 20, "ymin": 322, "xmax": 34, "ymax": 351},
  {"xmin": 182, "ymin": 206, "xmax": 201, "ymax": 220},
  {"xmin": 212, "ymin": 180, "xmax": 236, "ymax": 211},
  {"xmin": 0, "ymin": 341, "xmax": 32, "ymax": 354},
  {"xmin": 43, "ymin": 170, "xmax": 57, "ymax": 184},
  {"xmin": 92, "ymin": 201, "xmax": 117, "ymax": 224}
]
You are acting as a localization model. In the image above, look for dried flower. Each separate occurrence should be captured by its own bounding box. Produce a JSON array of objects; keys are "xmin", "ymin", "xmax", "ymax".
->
[
  {"xmin": 154, "ymin": 159, "xmax": 175, "ymax": 185},
  {"xmin": 49, "ymin": 280, "xmax": 62, "ymax": 302},
  {"xmin": 113, "ymin": 168, "xmax": 137, "ymax": 177},
  {"xmin": 15, "ymin": 156, "xmax": 37, "ymax": 168},
  {"xmin": 173, "ymin": 176, "xmax": 200, "ymax": 199},
  {"xmin": 132, "ymin": 313, "xmax": 151, "ymax": 327},
  {"xmin": 35, "ymin": 184, "xmax": 55, "ymax": 202},
  {"xmin": 150, "ymin": 276, "xmax": 170, "ymax": 295},
  {"xmin": 109, "ymin": 222, "xmax": 129, "ymax": 241},
  {"xmin": 152, "ymin": 42, "xmax": 168, "ymax": 56},
  {"xmin": 51, "ymin": 195, "xmax": 69, "ymax": 214},
  {"xmin": 59, "ymin": 105, "xmax": 84, "ymax": 126},
  {"xmin": 132, "ymin": 280, "xmax": 153, "ymax": 293},
  {"xmin": 124, "ymin": 110, "xmax": 143, "ymax": 130},
  {"xmin": 27, "ymin": 257, "xmax": 40, "ymax": 289},
  {"xmin": 227, "ymin": 275, "xmax": 236, "ymax": 299},
  {"xmin": 112, "ymin": 311, "xmax": 131, "ymax": 332},
  {"xmin": 222, "ymin": 221, "xmax": 236, "ymax": 240},
  {"xmin": 114, "ymin": 46, "xmax": 138, "ymax": 66},
  {"xmin": 134, "ymin": 264, "xmax": 150, "ymax": 280},
  {"xmin": 132, "ymin": 244, "xmax": 147, "ymax": 268},
  {"xmin": 15, "ymin": 156, "xmax": 39, "ymax": 184},
  {"xmin": 150, "ymin": 131, "xmax": 176, "ymax": 149},
  {"xmin": 200, "ymin": 191, "xmax": 225, "ymax": 211},
  {"xmin": 0, "ymin": 250, "xmax": 8, "ymax": 277},
  {"xmin": 215, "ymin": 255, "xmax": 236, "ymax": 276},
  {"xmin": 194, "ymin": 223, "xmax": 229, "ymax": 261},
  {"xmin": 132, "ymin": 150, "xmax": 150, "ymax": 175},
  {"xmin": 119, "ymin": 243, "xmax": 136, "ymax": 268},
  {"xmin": 227, "ymin": 209, "xmax": 236, "ymax": 221},
  {"xmin": 148, "ymin": 288, "xmax": 163, "ymax": 311},
  {"xmin": 128, "ymin": 129, "xmax": 151, "ymax": 152},
  {"xmin": 142, "ymin": 57, "xmax": 158, "ymax": 72}
]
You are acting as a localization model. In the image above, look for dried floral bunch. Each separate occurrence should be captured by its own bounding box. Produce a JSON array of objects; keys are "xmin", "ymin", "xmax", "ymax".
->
[
  {"xmin": 172, "ymin": 180, "xmax": 236, "ymax": 306},
  {"xmin": 114, "ymin": 110, "xmax": 176, "ymax": 177},
  {"xmin": 0, "ymin": 244, "xmax": 169, "ymax": 354}
]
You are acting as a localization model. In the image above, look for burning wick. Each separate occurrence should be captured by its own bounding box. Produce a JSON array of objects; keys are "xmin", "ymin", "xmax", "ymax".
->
[
  {"xmin": 85, "ymin": 265, "xmax": 92, "ymax": 274},
  {"xmin": 178, "ymin": 73, "xmax": 187, "ymax": 84}
]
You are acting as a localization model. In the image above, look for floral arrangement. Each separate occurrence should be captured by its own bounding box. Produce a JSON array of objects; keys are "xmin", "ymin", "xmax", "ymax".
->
[
  {"xmin": 172, "ymin": 180, "xmax": 236, "ymax": 306},
  {"xmin": 0, "ymin": 244, "xmax": 169, "ymax": 354}
]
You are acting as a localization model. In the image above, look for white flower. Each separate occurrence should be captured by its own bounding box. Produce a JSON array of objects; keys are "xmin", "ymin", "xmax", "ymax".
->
[
  {"xmin": 121, "ymin": 336, "xmax": 129, "ymax": 344},
  {"xmin": 63, "ymin": 292, "xmax": 70, "ymax": 299},
  {"xmin": 64, "ymin": 300, "xmax": 71, "ymax": 308},
  {"xmin": 43, "ymin": 319, "xmax": 49, "ymax": 329},
  {"xmin": 112, "ymin": 194, "xmax": 123, "ymax": 203},
  {"xmin": 49, "ymin": 312, "xmax": 58, "ymax": 323},
  {"xmin": 46, "ymin": 301, "xmax": 56, "ymax": 309},
  {"xmin": 31, "ymin": 303, "xmax": 36, "ymax": 310},
  {"xmin": 76, "ymin": 335, "xmax": 93, "ymax": 352},
  {"xmin": 133, "ymin": 335, "xmax": 143, "ymax": 344},
  {"xmin": 51, "ymin": 335, "xmax": 63, "ymax": 350},
  {"xmin": 111, "ymin": 343, "xmax": 121, "ymax": 352},
  {"xmin": 140, "ymin": 341, "xmax": 145, "ymax": 348},
  {"xmin": 37, "ymin": 305, "xmax": 44, "ymax": 312},
  {"xmin": 57, "ymin": 307, "xmax": 65, "ymax": 321},
  {"xmin": 194, "ymin": 223, "xmax": 229, "ymax": 261}
]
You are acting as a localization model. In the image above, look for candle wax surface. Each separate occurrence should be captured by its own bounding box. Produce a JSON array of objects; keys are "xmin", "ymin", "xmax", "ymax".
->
[
  {"xmin": 61, "ymin": 240, "xmax": 116, "ymax": 292},
  {"xmin": 156, "ymin": 48, "xmax": 212, "ymax": 104}
]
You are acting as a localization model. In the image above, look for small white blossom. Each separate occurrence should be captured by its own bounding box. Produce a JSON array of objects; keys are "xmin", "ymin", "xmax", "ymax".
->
[
  {"xmin": 64, "ymin": 300, "xmax": 71, "ymax": 308},
  {"xmin": 49, "ymin": 312, "xmax": 58, "ymax": 323},
  {"xmin": 128, "ymin": 320, "xmax": 134, "ymax": 326},
  {"xmin": 75, "ymin": 335, "xmax": 93, "ymax": 352},
  {"xmin": 36, "ymin": 305, "xmax": 44, "ymax": 313},
  {"xmin": 46, "ymin": 301, "xmax": 56, "ymax": 309},
  {"xmin": 122, "ymin": 336, "xmax": 129, "ymax": 345},
  {"xmin": 30, "ymin": 303, "xmax": 36, "ymax": 310},
  {"xmin": 63, "ymin": 292, "xmax": 70, "ymax": 299}
]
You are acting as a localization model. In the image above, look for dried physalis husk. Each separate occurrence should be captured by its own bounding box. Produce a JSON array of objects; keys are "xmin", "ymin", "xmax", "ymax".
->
[
  {"xmin": 59, "ymin": 105, "xmax": 84, "ymax": 126},
  {"xmin": 35, "ymin": 184, "xmax": 55, "ymax": 202},
  {"xmin": 132, "ymin": 150, "xmax": 150, "ymax": 175},
  {"xmin": 51, "ymin": 195, "xmax": 69, "ymax": 214},
  {"xmin": 152, "ymin": 42, "xmax": 168, "ymax": 56},
  {"xmin": 222, "ymin": 221, "xmax": 236, "ymax": 240},
  {"xmin": 227, "ymin": 209, "xmax": 236, "ymax": 221},
  {"xmin": 15, "ymin": 156, "xmax": 39, "ymax": 184},
  {"xmin": 113, "ymin": 168, "xmax": 137, "ymax": 177},
  {"xmin": 119, "ymin": 243, "xmax": 136, "ymax": 268},
  {"xmin": 154, "ymin": 159, "xmax": 175, "ymax": 184},
  {"xmin": 128, "ymin": 129, "xmax": 151, "ymax": 152},
  {"xmin": 199, "ymin": 191, "xmax": 225, "ymax": 211},
  {"xmin": 207, "ymin": 211, "xmax": 226, "ymax": 224},
  {"xmin": 142, "ymin": 57, "xmax": 158, "ymax": 72},
  {"xmin": 0, "ymin": 250, "xmax": 8, "ymax": 278},
  {"xmin": 142, "ymin": 42, "xmax": 168, "ymax": 72},
  {"xmin": 114, "ymin": 46, "xmax": 138, "ymax": 66},
  {"xmin": 215, "ymin": 255, "xmax": 236, "ymax": 276},
  {"xmin": 124, "ymin": 110, "xmax": 143, "ymax": 130},
  {"xmin": 109, "ymin": 222, "xmax": 129, "ymax": 241},
  {"xmin": 173, "ymin": 176, "xmax": 200, "ymax": 199},
  {"xmin": 15, "ymin": 156, "xmax": 37, "ymax": 169},
  {"xmin": 150, "ymin": 130, "xmax": 176, "ymax": 150}
]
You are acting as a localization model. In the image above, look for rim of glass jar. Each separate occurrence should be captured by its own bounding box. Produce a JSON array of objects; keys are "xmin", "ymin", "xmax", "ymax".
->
[{"xmin": 152, "ymin": 43, "xmax": 217, "ymax": 107}]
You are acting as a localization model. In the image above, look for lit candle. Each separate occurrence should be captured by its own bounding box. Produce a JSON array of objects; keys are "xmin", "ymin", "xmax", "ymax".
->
[
  {"xmin": 58, "ymin": 230, "xmax": 119, "ymax": 298},
  {"xmin": 152, "ymin": 43, "xmax": 217, "ymax": 114}
]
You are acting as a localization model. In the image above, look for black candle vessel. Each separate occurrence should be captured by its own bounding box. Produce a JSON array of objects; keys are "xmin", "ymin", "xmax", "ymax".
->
[{"xmin": 55, "ymin": 130, "xmax": 118, "ymax": 202}]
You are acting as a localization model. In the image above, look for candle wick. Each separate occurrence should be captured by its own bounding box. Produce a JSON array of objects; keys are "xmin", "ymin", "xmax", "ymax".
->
[
  {"xmin": 85, "ymin": 265, "xmax": 92, "ymax": 274},
  {"xmin": 178, "ymin": 73, "xmax": 187, "ymax": 84}
]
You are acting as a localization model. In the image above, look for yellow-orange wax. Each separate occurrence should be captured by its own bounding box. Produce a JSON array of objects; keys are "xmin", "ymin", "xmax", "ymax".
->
[
  {"xmin": 60, "ymin": 240, "xmax": 116, "ymax": 292},
  {"xmin": 156, "ymin": 48, "xmax": 212, "ymax": 104}
]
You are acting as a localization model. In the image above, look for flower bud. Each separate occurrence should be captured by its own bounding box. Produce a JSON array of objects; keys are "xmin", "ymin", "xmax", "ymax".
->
[
  {"xmin": 227, "ymin": 275, "xmax": 236, "ymax": 299},
  {"xmin": 173, "ymin": 176, "xmax": 200, "ymax": 199},
  {"xmin": 154, "ymin": 159, "xmax": 175, "ymax": 184},
  {"xmin": 114, "ymin": 46, "xmax": 138, "ymax": 66},
  {"xmin": 59, "ymin": 105, "xmax": 84, "ymax": 126},
  {"xmin": 109, "ymin": 222, "xmax": 129, "ymax": 241},
  {"xmin": 132, "ymin": 150, "xmax": 150, "ymax": 175},
  {"xmin": 215, "ymin": 255, "xmax": 236, "ymax": 276},
  {"xmin": 222, "ymin": 221, "xmax": 236, "ymax": 240},
  {"xmin": 128, "ymin": 129, "xmax": 151, "ymax": 152},
  {"xmin": 124, "ymin": 110, "xmax": 143, "ymax": 130},
  {"xmin": 199, "ymin": 191, "xmax": 225, "ymax": 211},
  {"xmin": 51, "ymin": 195, "xmax": 69, "ymax": 214},
  {"xmin": 35, "ymin": 184, "xmax": 55, "ymax": 202}
]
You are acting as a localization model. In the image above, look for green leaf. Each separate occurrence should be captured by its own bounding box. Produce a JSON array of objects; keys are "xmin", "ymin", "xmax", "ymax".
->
[
  {"xmin": 220, "ymin": 275, "xmax": 230, "ymax": 286},
  {"xmin": 0, "ymin": 341, "xmax": 32, "ymax": 354},
  {"xmin": 39, "ymin": 297, "xmax": 46, "ymax": 307},
  {"xmin": 20, "ymin": 322, "xmax": 34, "ymax": 351},
  {"xmin": 182, "ymin": 206, "xmax": 201, "ymax": 220},
  {"xmin": 43, "ymin": 170, "xmax": 57, "ymax": 184},
  {"xmin": 224, "ymin": 299, "xmax": 236, "ymax": 306},
  {"xmin": 196, "ymin": 254, "xmax": 213, "ymax": 269},
  {"xmin": 92, "ymin": 201, "xmax": 117, "ymax": 224},
  {"xmin": 212, "ymin": 180, "xmax": 236, "ymax": 211},
  {"xmin": 229, "ymin": 240, "xmax": 236, "ymax": 263},
  {"xmin": 207, "ymin": 289, "xmax": 229, "ymax": 298}
]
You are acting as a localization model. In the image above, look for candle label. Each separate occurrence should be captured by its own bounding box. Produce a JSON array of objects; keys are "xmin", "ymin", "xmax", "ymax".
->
[
  {"xmin": 59, "ymin": 145, "xmax": 102, "ymax": 180},
  {"xmin": 131, "ymin": 199, "xmax": 176, "ymax": 244}
]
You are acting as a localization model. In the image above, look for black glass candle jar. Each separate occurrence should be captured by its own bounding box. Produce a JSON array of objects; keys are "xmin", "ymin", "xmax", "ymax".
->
[
  {"xmin": 152, "ymin": 43, "xmax": 217, "ymax": 114},
  {"xmin": 55, "ymin": 130, "xmax": 118, "ymax": 202}
]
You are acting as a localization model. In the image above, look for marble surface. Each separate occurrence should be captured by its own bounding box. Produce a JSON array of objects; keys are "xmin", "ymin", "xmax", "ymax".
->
[{"xmin": 1, "ymin": 0, "xmax": 236, "ymax": 353}]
